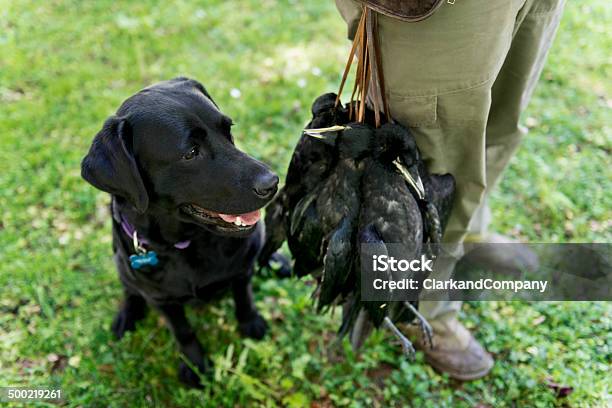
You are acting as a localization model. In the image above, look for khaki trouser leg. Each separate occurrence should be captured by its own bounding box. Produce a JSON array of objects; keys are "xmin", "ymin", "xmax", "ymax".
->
[
  {"xmin": 336, "ymin": 0, "xmax": 564, "ymax": 345},
  {"xmin": 470, "ymin": 0, "xmax": 566, "ymax": 235}
]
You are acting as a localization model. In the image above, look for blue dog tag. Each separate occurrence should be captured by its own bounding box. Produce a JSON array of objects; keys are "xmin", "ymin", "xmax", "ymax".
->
[{"xmin": 129, "ymin": 251, "xmax": 159, "ymax": 269}]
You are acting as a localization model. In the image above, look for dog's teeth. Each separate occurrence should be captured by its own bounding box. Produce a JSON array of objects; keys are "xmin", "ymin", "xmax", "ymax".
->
[{"xmin": 234, "ymin": 217, "xmax": 243, "ymax": 226}]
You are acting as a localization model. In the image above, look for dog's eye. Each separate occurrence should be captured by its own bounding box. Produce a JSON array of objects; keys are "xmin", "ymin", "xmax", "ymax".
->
[{"xmin": 183, "ymin": 146, "xmax": 199, "ymax": 160}]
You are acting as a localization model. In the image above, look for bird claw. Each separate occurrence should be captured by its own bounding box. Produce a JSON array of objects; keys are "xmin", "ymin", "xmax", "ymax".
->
[
  {"xmin": 404, "ymin": 302, "xmax": 434, "ymax": 349},
  {"xmin": 383, "ymin": 316, "xmax": 416, "ymax": 360}
]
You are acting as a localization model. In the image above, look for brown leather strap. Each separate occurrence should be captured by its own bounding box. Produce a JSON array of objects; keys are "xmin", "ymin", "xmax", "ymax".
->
[
  {"xmin": 336, "ymin": 5, "xmax": 390, "ymax": 128},
  {"xmin": 335, "ymin": 10, "xmax": 365, "ymax": 109},
  {"xmin": 371, "ymin": 10, "xmax": 390, "ymax": 123},
  {"xmin": 365, "ymin": 9, "xmax": 379, "ymax": 125}
]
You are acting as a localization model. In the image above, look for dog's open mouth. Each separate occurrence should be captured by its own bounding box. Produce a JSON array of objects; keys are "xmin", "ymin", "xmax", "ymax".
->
[{"xmin": 180, "ymin": 204, "xmax": 261, "ymax": 232}]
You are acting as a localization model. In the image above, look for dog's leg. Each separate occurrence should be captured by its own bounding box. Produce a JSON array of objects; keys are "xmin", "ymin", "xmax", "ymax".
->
[
  {"xmin": 111, "ymin": 291, "xmax": 148, "ymax": 339},
  {"xmin": 157, "ymin": 303, "xmax": 210, "ymax": 388},
  {"xmin": 232, "ymin": 274, "xmax": 268, "ymax": 340}
]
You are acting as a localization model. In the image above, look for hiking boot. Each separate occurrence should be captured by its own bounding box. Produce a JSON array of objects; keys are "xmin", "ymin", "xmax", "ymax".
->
[{"xmin": 400, "ymin": 318, "xmax": 494, "ymax": 381}]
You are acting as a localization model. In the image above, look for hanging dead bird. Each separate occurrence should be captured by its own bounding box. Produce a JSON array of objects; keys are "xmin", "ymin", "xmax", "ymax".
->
[
  {"xmin": 259, "ymin": 99, "xmax": 454, "ymax": 356},
  {"xmin": 364, "ymin": 123, "xmax": 447, "ymax": 350},
  {"xmin": 258, "ymin": 93, "xmax": 349, "ymax": 273},
  {"xmin": 287, "ymin": 123, "xmax": 374, "ymax": 284},
  {"xmin": 339, "ymin": 124, "xmax": 422, "ymax": 340},
  {"xmin": 312, "ymin": 123, "xmax": 374, "ymax": 309},
  {"xmin": 354, "ymin": 128, "xmax": 424, "ymax": 328},
  {"xmin": 341, "ymin": 124, "xmax": 446, "ymax": 353}
]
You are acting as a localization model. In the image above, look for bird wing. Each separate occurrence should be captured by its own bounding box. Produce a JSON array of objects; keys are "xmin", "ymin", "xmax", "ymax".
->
[
  {"xmin": 358, "ymin": 223, "xmax": 390, "ymax": 328},
  {"xmin": 290, "ymin": 189, "xmax": 319, "ymax": 237},
  {"xmin": 319, "ymin": 216, "xmax": 355, "ymax": 310}
]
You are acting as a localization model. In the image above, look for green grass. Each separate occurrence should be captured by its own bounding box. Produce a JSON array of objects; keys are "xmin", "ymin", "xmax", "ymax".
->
[{"xmin": 1, "ymin": 0, "xmax": 610, "ymax": 406}]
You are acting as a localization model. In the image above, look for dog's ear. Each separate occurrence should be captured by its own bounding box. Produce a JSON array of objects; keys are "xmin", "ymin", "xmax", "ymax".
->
[
  {"xmin": 180, "ymin": 77, "xmax": 219, "ymax": 108},
  {"xmin": 81, "ymin": 115, "xmax": 149, "ymax": 213}
]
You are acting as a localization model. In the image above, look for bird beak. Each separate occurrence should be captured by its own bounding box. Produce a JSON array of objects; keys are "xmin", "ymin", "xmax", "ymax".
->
[
  {"xmin": 303, "ymin": 125, "xmax": 348, "ymax": 145},
  {"xmin": 304, "ymin": 125, "xmax": 347, "ymax": 136},
  {"xmin": 393, "ymin": 159, "xmax": 425, "ymax": 200}
]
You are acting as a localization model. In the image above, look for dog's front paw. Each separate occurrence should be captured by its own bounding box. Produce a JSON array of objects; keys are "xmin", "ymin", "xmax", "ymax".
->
[
  {"xmin": 111, "ymin": 298, "xmax": 148, "ymax": 339},
  {"xmin": 238, "ymin": 313, "xmax": 268, "ymax": 340},
  {"xmin": 111, "ymin": 309, "xmax": 139, "ymax": 339},
  {"xmin": 178, "ymin": 359, "xmax": 212, "ymax": 389}
]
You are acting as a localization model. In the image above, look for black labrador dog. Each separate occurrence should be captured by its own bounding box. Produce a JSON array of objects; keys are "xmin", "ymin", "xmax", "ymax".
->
[{"xmin": 81, "ymin": 77, "xmax": 279, "ymax": 387}]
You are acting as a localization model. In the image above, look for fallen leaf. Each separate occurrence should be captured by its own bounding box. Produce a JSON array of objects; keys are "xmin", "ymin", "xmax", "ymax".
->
[{"xmin": 68, "ymin": 355, "xmax": 81, "ymax": 368}]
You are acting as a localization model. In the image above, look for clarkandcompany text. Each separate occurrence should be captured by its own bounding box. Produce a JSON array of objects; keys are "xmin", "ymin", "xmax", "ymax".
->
[{"xmin": 372, "ymin": 278, "xmax": 548, "ymax": 293}]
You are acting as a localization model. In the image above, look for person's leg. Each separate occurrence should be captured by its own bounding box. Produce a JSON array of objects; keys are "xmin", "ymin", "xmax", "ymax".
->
[
  {"xmin": 428, "ymin": 2, "xmax": 566, "ymax": 342},
  {"xmin": 464, "ymin": 0, "xmax": 566, "ymax": 281},
  {"xmin": 486, "ymin": 0, "xmax": 567, "ymax": 193},
  {"xmin": 468, "ymin": 0, "xmax": 566, "ymax": 242}
]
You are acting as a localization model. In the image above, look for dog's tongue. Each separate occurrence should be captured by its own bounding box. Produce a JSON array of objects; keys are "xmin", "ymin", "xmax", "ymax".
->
[{"xmin": 218, "ymin": 210, "xmax": 261, "ymax": 226}]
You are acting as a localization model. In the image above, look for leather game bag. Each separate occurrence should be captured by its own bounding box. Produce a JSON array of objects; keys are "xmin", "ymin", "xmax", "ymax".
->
[{"xmin": 361, "ymin": 0, "xmax": 445, "ymax": 22}]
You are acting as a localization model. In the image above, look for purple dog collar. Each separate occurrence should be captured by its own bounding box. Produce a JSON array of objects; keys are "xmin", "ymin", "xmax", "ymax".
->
[{"xmin": 119, "ymin": 212, "xmax": 191, "ymax": 250}]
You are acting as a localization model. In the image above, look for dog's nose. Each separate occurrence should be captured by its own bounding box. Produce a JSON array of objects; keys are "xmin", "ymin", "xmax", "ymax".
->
[{"xmin": 253, "ymin": 173, "xmax": 279, "ymax": 199}]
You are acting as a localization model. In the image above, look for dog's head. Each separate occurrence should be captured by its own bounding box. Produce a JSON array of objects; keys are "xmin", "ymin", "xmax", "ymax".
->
[{"xmin": 82, "ymin": 77, "xmax": 278, "ymax": 236}]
